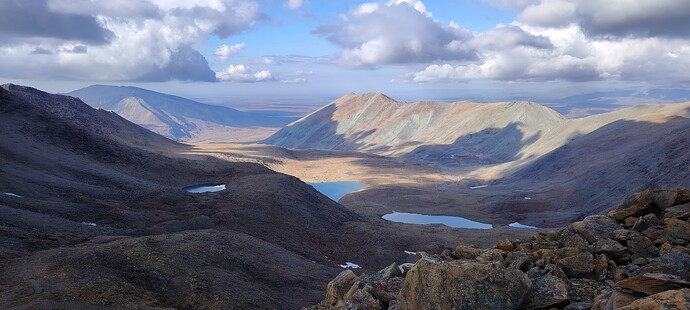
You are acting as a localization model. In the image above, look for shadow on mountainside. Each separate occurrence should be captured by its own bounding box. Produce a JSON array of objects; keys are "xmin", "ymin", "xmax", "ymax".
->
[
  {"xmin": 404, "ymin": 122, "xmax": 541, "ymax": 166},
  {"xmin": 343, "ymin": 115, "xmax": 690, "ymax": 228},
  {"xmin": 264, "ymin": 103, "xmax": 393, "ymax": 153}
]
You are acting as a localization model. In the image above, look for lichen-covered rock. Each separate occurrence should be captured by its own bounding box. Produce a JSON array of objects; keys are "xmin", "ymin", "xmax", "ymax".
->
[
  {"xmin": 642, "ymin": 251, "xmax": 690, "ymax": 280},
  {"xmin": 522, "ymin": 265, "xmax": 570, "ymax": 309},
  {"xmin": 396, "ymin": 258, "xmax": 530, "ymax": 310},
  {"xmin": 664, "ymin": 218, "xmax": 690, "ymax": 246},
  {"xmin": 325, "ymin": 270, "xmax": 360, "ymax": 307},
  {"xmin": 592, "ymin": 238, "xmax": 626, "ymax": 256},
  {"xmin": 569, "ymin": 215, "xmax": 622, "ymax": 243},
  {"xmin": 618, "ymin": 288, "xmax": 690, "ymax": 309},
  {"xmin": 665, "ymin": 203, "xmax": 690, "ymax": 221},
  {"xmin": 454, "ymin": 245, "xmax": 482, "ymax": 259},
  {"xmin": 557, "ymin": 252, "xmax": 594, "ymax": 278},
  {"xmin": 616, "ymin": 273, "xmax": 690, "ymax": 296},
  {"xmin": 608, "ymin": 189, "xmax": 690, "ymax": 222},
  {"xmin": 496, "ymin": 239, "xmax": 514, "ymax": 251}
]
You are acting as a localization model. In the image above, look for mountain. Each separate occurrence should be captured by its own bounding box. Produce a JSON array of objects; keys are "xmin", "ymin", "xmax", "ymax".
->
[
  {"xmin": 266, "ymin": 93, "xmax": 566, "ymax": 161},
  {"xmin": 67, "ymin": 85, "xmax": 299, "ymax": 142},
  {"xmin": 266, "ymin": 93, "xmax": 690, "ymax": 225},
  {"xmin": 0, "ymin": 84, "xmax": 357, "ymax": 308},
  {"xmin": 2, "ymin": 84, "xmax": 528, "ymax": 308},
  {"xmin": 266, "ymin": 93, "xmax": 689, "ymax": 164}
]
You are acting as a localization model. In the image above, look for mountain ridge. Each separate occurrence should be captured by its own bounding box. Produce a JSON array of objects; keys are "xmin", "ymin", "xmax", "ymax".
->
[{"xmin": 67, "ymin": 85, "xmax": 299, "ymax": 142}]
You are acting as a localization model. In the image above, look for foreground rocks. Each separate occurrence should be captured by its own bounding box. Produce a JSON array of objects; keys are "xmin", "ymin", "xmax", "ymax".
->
[{"xmin": 308, "ymin": 189, "xmax": 690, "ymax": 309}]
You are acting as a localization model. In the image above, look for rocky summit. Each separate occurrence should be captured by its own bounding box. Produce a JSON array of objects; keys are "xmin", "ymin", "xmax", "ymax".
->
[{"xmin": 309, "ymin": 189, "xmax": 690, "ymax": 310}]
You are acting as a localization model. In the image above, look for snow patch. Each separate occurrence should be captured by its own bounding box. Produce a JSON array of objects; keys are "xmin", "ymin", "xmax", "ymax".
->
[
  {"xmin": 3, "ymin": 192, "xmax": 23, "ymax": 198},
  {"xmin": 469, "ymin": 185, "xmax": 488, "ymax": 189},
  {"xmin": 81, "ymin": 222, "xmax": 97, "ymax": 227},
  {"xmin": 339, "ymin": 262, "xmax": 361, "ymax": 269},
  {"xmin": 524, "ymin": 197, "xmax": 532, "ymax": 200},
  {"xmin": 509, "ymin": 222, "xmax": 538, "ymax": 229},
  {"xmin": 404, "ymin": 250, "xmax": 416, "ymax": 255}
]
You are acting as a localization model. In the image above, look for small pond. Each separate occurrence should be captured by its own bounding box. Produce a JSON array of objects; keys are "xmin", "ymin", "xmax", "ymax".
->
[
  {"xmin": 382, "ymin": 212, "xmax": 493, "ymax": 229},
  {"xmin": 382, "ymin": 212, "xmax": 540, "ymax": 229},
  {"xmin": 308, "ymin": 181, "xmax": 367, "ymax": 202},
  {"xmin": 184, "ymin": 183, "xmax": 226, "ymax": 193}
]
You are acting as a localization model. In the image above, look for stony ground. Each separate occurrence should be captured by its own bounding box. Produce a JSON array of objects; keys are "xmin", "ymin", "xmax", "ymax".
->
[{"xmin": 312, "ymin": 189, "xmax": 690, "ymax": 309}]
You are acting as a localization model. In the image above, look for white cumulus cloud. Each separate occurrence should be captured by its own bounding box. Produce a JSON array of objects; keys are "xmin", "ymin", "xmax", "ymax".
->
[
  {"xmin": 215, "ymin": 43, "xmax": 245, "ymax": 61},
  {"xmin": 0, "ymin": 0, "xmax": 262, "ymax": 82},
  {"xmin": 216, "ymin": 64, "xmax": 273, "ymax": 82}
]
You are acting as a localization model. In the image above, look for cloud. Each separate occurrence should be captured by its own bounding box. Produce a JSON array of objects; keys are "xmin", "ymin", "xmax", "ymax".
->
[
  {"xmin": 137, "ymin": 46, "xmax": 216, "ymax": 82},
  {"xmin": 284, "ymin": 0, "xmax": 304, "ymax": 10},
  {"xmin": 215, "ymin": 43, "xmax": 245, "ymax": 61},
  {"xmin": 316, "ymin": 0, "xmax": 476, "ymax": 67},
  {"xmin": 256, "ymin": 57, "xmax": 278, "ymax": 65},
  {"xmin": 31, "ymin": 47, "xmax": 53, "ymax": 55},
  {"xmin": 61, "ymin": 45, "xmax": 88, "ymax": 54},
  {"xmin": 0, "ymin": 0, "xmax": 113, "ymax": 45},
  {"xmin": 0, "ymin": 0, "xmax": 262, "ymax": 82},
  {"xmin": 411, "ymin": 23, "xmax": 690, "ymax": 83},
  {"xmin": 518, "ymin": 0, "xmax": 690, "ymax": 38},
  {"xmin": 216, "ymin": 64, "xmax": 273, "ymax": 82}
]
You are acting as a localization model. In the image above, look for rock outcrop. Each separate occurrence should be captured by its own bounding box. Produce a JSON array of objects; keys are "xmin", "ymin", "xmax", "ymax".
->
[{"xmin": 308, "ymin": 189, "xmax": 690, "ymax": 309}]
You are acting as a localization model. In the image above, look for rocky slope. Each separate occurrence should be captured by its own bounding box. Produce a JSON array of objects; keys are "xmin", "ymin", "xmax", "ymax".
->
[
  {"xmin": 1, "ymin": 84, "xmax": 540, "ymax": 308},
  {"xmin": 312, "ymin": 189, "xmax": 690, "ymax": 309},
  {"xmin": 0, "ymin": 84, "xmax": 359, "ymax": 308},
  {"xmin": 68, "ymin": 85, "xmax": 298, "ymax": 142}
]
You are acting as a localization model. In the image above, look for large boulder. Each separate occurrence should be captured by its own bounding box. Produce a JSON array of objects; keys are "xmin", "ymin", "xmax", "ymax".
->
[
  {"xmin": 557, "ymin": 252, "xmax": 594, "ymax": 278},
  {"xmin": 521, "ymin": 265, "xmax": 570, "ymax": 309},
  {"xmin": 616, "ymin": 273, "xmax": 690, "ymax": 296},
  {"xmin": 568, "ymin": 215, "xmax": 622, "ymax": 244},
  {"xmin": 396, "ymin": 258, "xmax": 530, "ymax": 310},
  {"xmin": 608, "ymin": 189, "xmax": 690, "ymax": 222},
  {"xmin": 619, "ymin": 288, "xmax": 690, "ymax": 309},
  {"xmin": 324, "ymin": 270, "xmax": 360, "ymax": 307}
]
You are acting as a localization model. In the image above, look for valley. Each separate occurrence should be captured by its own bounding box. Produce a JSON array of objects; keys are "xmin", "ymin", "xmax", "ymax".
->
[{"xmin": 2, "ymin": 84, "xmax": 688, "ymax": 309}]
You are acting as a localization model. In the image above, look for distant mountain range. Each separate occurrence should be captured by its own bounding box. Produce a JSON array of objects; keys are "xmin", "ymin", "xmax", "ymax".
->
[
  {"xmin": 266, "ymin": 92, "xmax": 690, "ymax": 221},
  {"xmin": 67, "ymin": 85, "xmax": 299, "ymax": 143}
]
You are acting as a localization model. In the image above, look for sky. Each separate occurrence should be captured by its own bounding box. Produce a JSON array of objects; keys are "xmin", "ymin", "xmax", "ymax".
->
[{"xmin": 1, "ymin": 0, "xmax": 689, "ymax": 109}]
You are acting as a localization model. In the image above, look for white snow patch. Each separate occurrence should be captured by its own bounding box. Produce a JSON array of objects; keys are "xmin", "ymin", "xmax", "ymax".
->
[
  {"xmin": 469, "ymin": 185, "xmax": 488, "ymax": 189},
  {"xmin": 3, "ymin": 192, "xmax": 23, "ymax": 198},
  {"xmin": 339, "ymin": 262, "xmax": 361, "ymax": 269},
  {"xmin": 524, "ymin": 197, "xmax": 532, "ymax": 200},
  {"xmin": 509, "ymin": 222, "xmax": 538, "ymax": 229},
  {"xmin": 81, "ymin": 222, "xmax": 97, "ymax": 227},
  {"xmin": 404, "ymin": 250, "xmax": 416, "ymax": 255}
]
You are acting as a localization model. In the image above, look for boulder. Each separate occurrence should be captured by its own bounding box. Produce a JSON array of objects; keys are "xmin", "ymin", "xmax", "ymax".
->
[
  {"xmin": 665, "ymin": 203, "xmax": 690, "ymax": 221},
  {"xmin": 606, "ymin": 288, "xmax": 641, "ymax": 309},
  {"xmin": 608, "ymin": 189, "xmax": 690, "ymax": 222},
  {"xmin": 642, "ymin": 251, "xmax": 690, "ymax": 280},
  {"xmin": 557, "ymin": 252, "xmax": 594, "ymax": 278},
  {"xmin": 521, "ymin": 266, "xmax": 570, "ymax": 309},
  {"xmin": 396, "ymin": 258, "xmax": 530, "ymax": 310},
  {"xmin": 343, "ymin": 289, "xmax": 381, "ymax": 310},
  {"xmin": 618, "ymin": 288, "xmax": 690, "ymax": 309},
  {"xmin": 591, "ymin": 238, "xmax": 626, "ymax": 256},
  {"xmin": 616, "ymin": 273, "xmax": 690, "ymax": 296},
  {"xmin": 357, "ymin": 263, "xmax": 400, "ymax": 290},
  {"xmin": 558, "ymin": 228, "xmax": 590, "ymax": 250},
  {"xmin": 568, "ymin": 215, "xmax": 622, "ymax": 244},
  {"xmin": 664, "ymin": 218, "xmax": 690, "ymax": 246},
  {"xmin": 363, "ymin": 277, "xmax": 404, "ymax": 304},
  {"xmin": 496, "ymin": 239, "xmax": 514, "ymax": 251},
  {"xmin": 325, "ymin": 270, "xmax": 360, "ymax": 306},
  {"xmin": 454, "ymin": 245, "xmax": 482, "ymax": 259}
]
